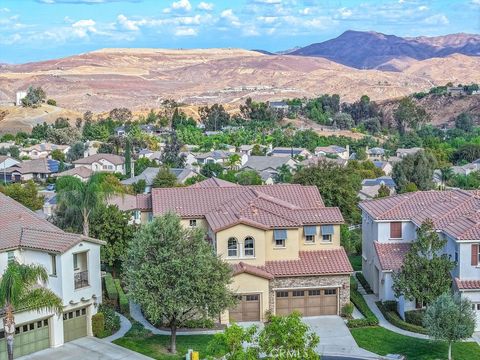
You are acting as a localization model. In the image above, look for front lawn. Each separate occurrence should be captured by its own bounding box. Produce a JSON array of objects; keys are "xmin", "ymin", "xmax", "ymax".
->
[
  {"xmin": 348, "ymin": 255, "xmax": 362, "ymax": 271},
  {"xmin": 350, "ymin": 326, "xmax": 480, "ymax": 360},
  {"xmin": 113, "ymin": 322, "xmax": 219, "ymax": 360}
]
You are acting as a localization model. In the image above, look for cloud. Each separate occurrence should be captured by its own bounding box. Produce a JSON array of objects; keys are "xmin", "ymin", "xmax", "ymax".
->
[
  {"xmin": 471, "ymin": 0, "xmax": 480, "ymax": 5},
  {"xmin": 337, "ymin": 7, "xmax": 352, "ymax": 18},
  {"xmin": 220, "ymin": 9, "xmax": 241, "ymax": 27},
  {"xmin": 71, "ymin": 19, "xmax": 97, "ymax": 37},
  {"xmin": 418, "ymin": 5, "xmax": 428, "ymax": 11},
  {"xmin": 117, "ymin": 14, "xmax": 142, "ymax": 31},
  {"xmin": 253, "ymin": 0, "xmax": 281, "ymax": 4},
  {"xmin": 37, "ymin": 0, "xmax": 139, "ymax": 3},
  {"xmin": 197, "ymin": 2, "xmax": 213, "ymax": 11},
  {"xmin": 171, "ymin": 0, "xmax": 191, "ymax": 12},
  {"xmin": 424, "ymin": 14, "xmax": 449, "ymax": 25},
  {"xmin": 174, "ymin": 27, "xmax": 197, "ymax": 36}
]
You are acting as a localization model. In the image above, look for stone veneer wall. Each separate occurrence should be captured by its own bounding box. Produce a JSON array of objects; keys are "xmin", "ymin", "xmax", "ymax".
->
[{"xmin": 268, "ymin": 275, "xmax": 350, "ymax": 315}]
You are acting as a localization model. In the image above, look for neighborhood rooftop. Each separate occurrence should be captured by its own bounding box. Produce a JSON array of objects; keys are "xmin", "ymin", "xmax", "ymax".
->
[{"xmin": 72, "ymin": 153, "xmax": 125, "ymax": 165}]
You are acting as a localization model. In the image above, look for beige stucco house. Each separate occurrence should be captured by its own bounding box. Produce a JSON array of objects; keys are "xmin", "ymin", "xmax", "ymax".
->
[{"xmin": 72, "ymin": 154, "xmax": 125, "ymax": 175}]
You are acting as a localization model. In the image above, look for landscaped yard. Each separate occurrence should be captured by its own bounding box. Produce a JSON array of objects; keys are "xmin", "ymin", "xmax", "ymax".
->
[
  {"xmin": 350, "ymin": 326, "xmax": 480, "ymax": 360},
  {"xmin": 348, "ymin": 255, "xmax": 362, "ymax": 271},
  {"xmin": 113, "ymin": 322, "xmax": 219, "ymax": 360}
]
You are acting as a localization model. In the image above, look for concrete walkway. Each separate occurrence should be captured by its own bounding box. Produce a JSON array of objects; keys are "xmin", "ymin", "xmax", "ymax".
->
[{"xmin": 103, "ymin": 312, "xmax": 133, "ymax": 342}]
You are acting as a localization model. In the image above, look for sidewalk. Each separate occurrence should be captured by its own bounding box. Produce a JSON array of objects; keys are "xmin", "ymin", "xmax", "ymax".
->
[{"xmin": 104, "ymin": 312, "xmax": 133, "ymax": 342}]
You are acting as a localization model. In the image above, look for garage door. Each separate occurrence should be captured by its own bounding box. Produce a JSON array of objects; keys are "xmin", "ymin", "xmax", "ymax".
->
[
  {"xmin": 63, "ymin": 307, "xmax": 87, "ymax": 342},
  {"xmin": 0, "ymin": 318, "xmax": 50, "ymax": 359},
  {"xmin": 229, "ymin": 294, "xmax": 260, "ymax": 322},
  {"xmin": 276, "ymin": 288, "xmax": 338, "ymax": 316}
]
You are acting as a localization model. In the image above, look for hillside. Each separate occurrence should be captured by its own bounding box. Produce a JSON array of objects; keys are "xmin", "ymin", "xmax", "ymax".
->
[{"xmin": 290, "ymin": 30, "xmax": 480, "ymax": 70}]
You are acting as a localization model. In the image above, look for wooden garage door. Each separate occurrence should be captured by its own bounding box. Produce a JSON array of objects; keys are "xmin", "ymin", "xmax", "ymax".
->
[
  {"xmin": 63, "ymin": 307, "xmax": 87, "ymax": 342},
  {"xmin": 276, "ymin": 288, "xmax": 338, "ymax": 316},
  {"xmin": 229, "ymin": 294, "xmax": 260, "ymax": 322},
  {"xmin": 0, "ymin": 319, "xmax": 50, "ymax": 359}
]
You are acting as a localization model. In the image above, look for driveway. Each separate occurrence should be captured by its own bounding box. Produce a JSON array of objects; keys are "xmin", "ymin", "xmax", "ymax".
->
[{"xmin": 18, "ymin": 337, "xmax": 152, "ymax": 360}]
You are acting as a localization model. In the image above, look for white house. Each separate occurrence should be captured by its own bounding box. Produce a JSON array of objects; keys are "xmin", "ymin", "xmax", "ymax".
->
[
  {"xmin": 315, "ymin": 145, "xmax": 350, "ymax": 160},
  {"xmin": 20, "ymin": 143, "xmax": 70, "ymax": 160},
  {"xmin": 0, "ymin": 193, "xmax": 104, "ymax": 357},
  {"xmin": 270, "ymin": 147, "xmax": 312, "ymax": 159},
  {"xmin": 72, "ymin": 154, "xmax": 126, "ymax": 175},
  {"xmin": 360, "ymin": 190, "xmax": 480, "ymax": 330},
  {"xmin": 194, "ymin": 151, "xmax": 248, "ymax": 168}
]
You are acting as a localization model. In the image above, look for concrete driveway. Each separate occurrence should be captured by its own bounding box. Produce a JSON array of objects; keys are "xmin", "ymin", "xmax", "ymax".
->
[{"xmin": 18, "ymin": 337, "xmax": 152, "ymax": 360}]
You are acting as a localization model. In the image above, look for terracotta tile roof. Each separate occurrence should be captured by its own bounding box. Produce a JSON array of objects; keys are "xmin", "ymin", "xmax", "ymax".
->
[
  {"xmin": 374, "ymin": 242, "xmax": 411, "ymax": 271},
  {"xmin": 260, "ymin": 249, "xmax": 353, "ymax": 277},
  {"xmin": 232, "ymin": 262, "xmax": 274, "ymax": 279},
  {"xmin": 189, "ymin": 177, "xmax": 238, "ymax": 188},
  {"xmin": 0, "ymin": 192, "xmax": 103, "ymax": 253},
  {"xmin": 360, "ymin": 190, "xmax": 480, "ymax": 240},
  {"xmin": 53, "ymin": 166, "xmax": 93, "ymax": 179},
  {"xmin": 108, "ymin": 194, "xmax": 152, "ymax": 211},
  {"xmin": 455, "ymin": 278, "xmax": 480, "ymax": 290},
  {"xmin": 73, "ymin": 153, "xmax": 125, "ymax": 166}
]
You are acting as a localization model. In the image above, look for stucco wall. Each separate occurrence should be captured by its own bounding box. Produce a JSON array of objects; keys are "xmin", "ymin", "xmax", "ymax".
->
[{"xmin": 230, "ymin": 273, "xmax": 270, "ymax": 321}]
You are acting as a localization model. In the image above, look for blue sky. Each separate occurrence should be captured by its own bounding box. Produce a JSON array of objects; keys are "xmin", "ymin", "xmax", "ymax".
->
[{"xmin": 1, "ymin": 0, "xmax": 479, "ymax": 63}]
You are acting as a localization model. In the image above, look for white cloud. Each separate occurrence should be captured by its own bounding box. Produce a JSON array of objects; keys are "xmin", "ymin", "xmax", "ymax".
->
[
  {"xmin": 174, "ymin": 27, "xmax": 197, "ymax": 36},
  {"xmin": 220, "ymin": 9, "xmax": 241, "ymax": 27},
  {"xmin": 299, "ymin": 8, "xmax": 311, "ymax": 16},
  {"xmin": 171, "ymin": 0, "xmax": 191, "ymax": 11},
  {"xmin": 338, "ymin": 7, "xmax": 352, "ymax": 18},
  {"xmin": 197, "ymin": 2, "xmax": 213, "ymax": 11},
  {"xmin": 424, "ymin": 13, "xmax": 449, "ymax": 25},
  {"xmin": 471, "ymin": 0, "xmax": 480, "ymax": 5},
  {"xmin": 0, "ymin": 7, "xmax": 10, "ymax": 12},
  {"xmin": 117, "ymin": 14, "xmax": 142, "ymax": 31},
  {"xmin": 71, "ymin": 19, "xmax": 97, "ymax": 37},
  {"xmin": 418, "ymin": 5, "xmax": 428, "ymax": 11},
  {"xmin": 253, "ymin": 0, "xmax": 281, "ymax": 4}
]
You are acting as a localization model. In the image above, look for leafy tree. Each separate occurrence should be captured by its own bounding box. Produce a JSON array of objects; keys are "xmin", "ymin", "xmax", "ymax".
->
[
  {"xmin": 200, "ymin": 104, "xmax": 231, "ymax": 131},
  {"xmin": 124, "ymin": 139, "xmax": 132, "ymax": 178},
  {"xmin": 46, "ymin": 99, "xmax": 56, "ymax": 106},
  {"xmin": 109, "ymin": 108, "xmax": 132, "ymax": 122},
  {"xmin": 161, "ymin": 132, "xmax": 185, "ymax": 168},
  {"xmin": 172, "ymin": 108, "xmax": 196, "ymax": 129},
  {"xmin": 184, "ymin": 174, "xmax": 206, "ymax": 186},
  {"xmin": 124, "ymin": 213, "xmax": 235, "ymax": 354},
  {"xmin": 375, "ymin": 184, "xmax": 391, "ymax": 198},
  {"xmin": 55, "ymin": 173, "xmax": 118, "ymax": 236},
  {"xmin": 241, "ymin": 98, "xmax": 280, "ymax": 125},
  {"xmin": 258, "ymin": 312, "xmax": 320, "ymax": 360},
  {"xmin": 392, "ymin": 151, "xmax": 436, "ymax": 192},
  {"xmin": 31, "ymin": 122, "xmax": 49, "ymax": 140},
  {"xmin": 50, "ymin": 149, "xmax": 66, "ymax": 162},
  {"xmin": 0, "ymin": 262, "xmax": 62, "ymax": 360},
  {"xmin": 392, "ymin": 220, "xmax": 456, "ymax": 306},
  {"xmin": 275, "ymin": 164, "xmax": 293, "ymax": 183},
  {"xmin": 452, "ymin": 143, "xmax": 480, "ymax": 164},
  {"xmin": 225, "ymin": 153, "xmax": 242, "ymax": 170},
  {"xmin": 201, "ymin": 162, "xmax": 224, "ymax": 178},
  {"xmin": 66, "ymin": 142, "xmax": 86, "ymax": 162},
  {"xmin": 236, "ymin": 170, "xmax": 262, "ymax": 185},
  {"xmin": 134, "ymin": 157, "xmax": 158, "ymax": 176},
  {"xmin": 54, "ymin": 117, "xmax": 70, "ymax": 129},
  {"xmin": 394, "ymin": 97, "xmax": 430, "ymax": 134},
  {"xmin": 145, "ymin": 109, "xmax": 159, "ymax": 124},
  {"xmin": 347, "ymin": 160, "xmax": 384, "ymax": 180},
  {"xmin": 355, "ymin": 147, "xmax": 367, "ymax": 161},
  {"xmin": 45, "ymin": 126, "xmax": 81, "ymax": 145},
  {"xmin": 423, "ymin": 293, "xmax": 475, "ymax": 360},
  {"xmin": 361, "ymin": 117, "xmax": 382, "ymax": 135},
  {"xmin": 152, "ymin": 167, "xmax": 177, "ymax": 188},
  {"xmin": 97, "ymin": 143, "xmax": 114, "ymax": 154},
  {"xmin": 449, "ymin": 172, "xmax": 480, "ymax": 189},
  {"xmin": 89, "ymin": 204, "xmax": 134, "ymax": 276},
  {"xmin": 132, "ymin": 179, "xmax": 147, "ymax": 194},
  {"xmin": 438, "ymin": 166, "xmax": 454, "ymax": 190},
  {"xmin": 455, "ymin": 113, "xmax": 474, "ymax": 133},
  {"xmin": 332, "ymin": 112, "xmax": 354, "ymax": 130},
  {"xmin": 207, "ymin": 323, "xmax": 259, "ymax": 360},
  {"xmin": 250, "ymin": 144, "xmax": 265, "ymax": 156},
  {"xmin": 21, "ymin": 86, "xmax": 46, "ymax": 108},
  {"xmin": 341, "ymin": 95, "xmax": 379, "ymax": 124},
  {"xmin": 293, "ymin": 160, "xmax": 361, "ymax": 223},
  {"xmin": 0, "ymin": 181, "xmax": 44, "ymax": 210}
]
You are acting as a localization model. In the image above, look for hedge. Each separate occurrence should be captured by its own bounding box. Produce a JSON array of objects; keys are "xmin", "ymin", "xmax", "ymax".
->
[
  {"xmin": 104, "ymin": 273, "xmax": 118, "ymax": 301},
  {"xmin": 114, "ymin": 278, "xmax": 129, "ymax": 315},
  {"xmin": 355, "ymin": 272, "xmax": 373, "ymax": 294},
  {"xmin": 92, "ymin": 313, "xmax": 105, "ymax": 337},
  {"xmin": 347, "ymin": 284, "xmax": 378, "ymax": 328},
  {"xmin": 405, "ymin": 309, "xmax": 425, "ymax": 327},
  {"xmin": 98, "ymin": 303, "xmax": 120, "ymax": 336},
  {"xmin": 376, "ymin": 301, "xmax": 428, "ymax": 335}
]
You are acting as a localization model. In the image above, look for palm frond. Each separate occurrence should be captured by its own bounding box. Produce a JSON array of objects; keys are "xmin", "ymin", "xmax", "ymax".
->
[{"xmin": 19, "ymin": 287, "xmax": 63, "ymax": 314}]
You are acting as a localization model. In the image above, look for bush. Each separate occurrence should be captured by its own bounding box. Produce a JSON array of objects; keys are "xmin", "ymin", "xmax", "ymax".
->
[
  {"xmin": 104, "ymin": 273, "xmax": 118, "ymax": 302},
  {"xmin": 405, "ymin": 309, "xmax": 426, "ymax": 327},
  {"xmin": 376, "ymin": 302, "xmax": 428, "ymax": 335},
  {"xmin": 98, "ymin": 303, "xmax": 120, "ymax": 335},
  {"xmin": 183, "ymin": 318, "xmax": 215, "ymax": 329},
  {"xmin": 341, "ymin": 303, "xmax": 354, "ymax": 318},
  {"xmin": 350, "ymin": 276, "xmax": 358, "ymax": 291},
  {"xmin": 92, "ymin": 313, "xmax": 105, "ymax": 337},
  {"xmin": 355, "ymin": 272, "xmax": 373, "ymax": 294},
  {"xmin": 47, "ymin": 99, "xmax": 57, "ymax": 106},
  {"xmin": 348, "ymin": 287, "xmax": 378, "ymax": 328},
  {"xmin": 383, "ymin": 300, "xmax": 398, "ymax": 312},
  {"xmin": 114, "ymin": 278, "xmax": 129, "ymax": 315}
]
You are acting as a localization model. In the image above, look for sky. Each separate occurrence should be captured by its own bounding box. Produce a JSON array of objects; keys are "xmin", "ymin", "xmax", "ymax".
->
[{"xmin": 1, "ymin": 0, "xmax": 479, "ymax": 63}]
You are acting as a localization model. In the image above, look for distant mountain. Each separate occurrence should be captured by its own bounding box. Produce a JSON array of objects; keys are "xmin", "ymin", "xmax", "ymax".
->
[{"xmin": 290, "ymin": 30, "xmax": 480, "ymax": 70}]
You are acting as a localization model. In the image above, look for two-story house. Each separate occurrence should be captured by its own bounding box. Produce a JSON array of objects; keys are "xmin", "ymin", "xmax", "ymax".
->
[
  {"xmin": 360, "ymin": 190, "xmax": 480, "ymax": 330},
  {"xmin": 0, "ymin": 193, "xmax": 103, "ymax": 358},
  {"xmin": 315, "ymin": 145, "xmax": 350, "ymax": 160},
  {"xmin": 123, "ymin": 178, "xmax": 352, "ymax": 323},
  {"xmin": 72, "ymin": 154, "xmax": 126, "ymax": 175},
  {"xmin": 20, "ymin": 143, "xmax": 70, "ymax": 160}
]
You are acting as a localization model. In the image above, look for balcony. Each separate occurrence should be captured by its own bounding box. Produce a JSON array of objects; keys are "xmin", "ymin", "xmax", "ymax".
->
[{"xmin": 74, "ymin": 270, "xmax": 89, "ymax": 289}]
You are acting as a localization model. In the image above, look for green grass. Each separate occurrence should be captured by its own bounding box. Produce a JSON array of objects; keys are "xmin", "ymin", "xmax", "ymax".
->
[
  {"xmin": 350, "ymin": 326, "xmax": 480, "ymax": 360},
  {"xmin": 348, "ymin": 255, "xmax": 362, "ymax": 271},
  {"xmin": 113, "ymin": 322, "xmax": 218, "ymax": 360}
]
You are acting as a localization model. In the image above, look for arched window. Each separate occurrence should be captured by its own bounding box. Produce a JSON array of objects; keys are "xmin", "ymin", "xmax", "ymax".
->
[
  {"xmin": 228, "ymin": 237, "xmax": 238, "ymax": 257},
  {"xmin": 244, "ymin": 236, "xmax": 255, "ymax": 257}
]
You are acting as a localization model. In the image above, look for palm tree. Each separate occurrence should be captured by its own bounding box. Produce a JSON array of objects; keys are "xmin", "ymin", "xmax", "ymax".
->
[
  {"xmin": 439, "ymin": 166, "xmax": 454, "ymax": 190},
  {"xmin": 226, "ymin": 153, "xmax": 242, "ymax": 170},
  {"xmin": 0, "ymin": 262, "xmax": 62, "ymax": 360},
  {"xmin": 56, "ymin": 173, "xmax": 118, "ymax": 236},
  {"xmin": 275, "ymin": 164, "xmax": 293, "ymax": 183}
]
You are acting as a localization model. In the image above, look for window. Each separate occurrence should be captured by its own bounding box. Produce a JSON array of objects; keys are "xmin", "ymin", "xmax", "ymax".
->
[
  {"xmin": 134, "ymin": 211, "xmax": 140, "ymax": 221},
  {"xmin": 304, "ymin": 226, "xmax": 316, "ymax": 243},
  {"xmin": 275, "ymin": 239, "xmax": 286, "ymax": 247},
  {"xmin": 455, "ymin": 250, "xmax": 459, "ymax": 263},
  {"xmin": 305, "ymin": 235, "xmax": 315, "ymax": 243},
  {"xmin": 292, "ymin": 290, "xmax": 305, "ymax": 297},
  {"xmin": 390, "ymin": 222, "xmax": 402, "ymax": 239},
  {"xmin": 227, "ymin": 238, "xmax": 238, "ymax": 257},
  {"xmin": 415, "ymin": 299, "xmax": 426, "ymax": 309},
  {"xmin": 322, "ymin": 234, "xmax": 332, "ymax": 242},
  {"xmin": 274, "ymin": 229, "xmax": 287, "ymax": 248},
  {"xmin": 50, "ymin": 254, "xmax": 57, "ymax": 276},
  {"xmin": 73, "ymin": 253, "xmax": 78, "ymax": 270},
  {"xmin": 276, "ymin": 291, "xmax": 289, "ymax": 298},
  {"xmin": 472, "ymin": 244, "xmax": 479, "ymax": 266},
  {"xmin": 246, "ymin": 295, "xmax": 259, "ymax": 301},
  {"xmin": 189, "ymin": 219, "xmax": 197, "ymax": 227},
  {"xmin": 321, "ymin": 225, "xmax": 334, "ymax": 242},
  {"xmin": 244, "ymin": 237, "xmax": 255, "ymax": 257},
  {"xmin": 7, "ymin": 251, "xmax": 14, "ymax": 263},
  {"xmin": 324, "ymin": 289, "xmax": 337, "ymax": 295},
  {"xmin": 308, "ymin": 289, "xmax": 321, "ymax": 296}
]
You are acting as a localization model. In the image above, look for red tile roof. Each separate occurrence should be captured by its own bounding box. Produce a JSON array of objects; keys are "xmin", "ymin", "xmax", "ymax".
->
[
  {"xmin": 232, "ymin": 262, "xmax": 274, "ymax": 280},
  {"xmin": 190, "ymin": 177, "xmax": 239, "ymax": 188},
  {"xmin": 455, "ymin": 278, "xmax": 480, "ymax": 290},
  {"xmin": 374, "ymin": 242, "xmax": 411, "ymax": 271},
  {"xmin": 0, "ymin": 193, "xmax": 103, "ymax": 253},
  {"xmin": 360, "ymin": 190, "xmax": 480, "ymax": 240},
  {"xmin": 73, "ymin": 153, "xmax": 125, "ymax": 166}
]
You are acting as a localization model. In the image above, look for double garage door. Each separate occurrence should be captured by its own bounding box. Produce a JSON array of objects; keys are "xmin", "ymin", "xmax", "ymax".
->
[
  {"xmin": 63, "ymin": 307, "xmax": 88, "ymax": 343},
  {"xmin": 276, "ymin": 288, "xmax": 338, "ymax": 316},
  {"xmin": 0, "ymin": 319, "xmax": 50, "ymax": 360}
]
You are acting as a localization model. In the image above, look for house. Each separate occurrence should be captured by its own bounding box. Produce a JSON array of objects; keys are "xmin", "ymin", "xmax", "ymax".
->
[
  {"xmin": 122, "ymin": 178, "xmax": 352, "ymax": 323},
  {"xmin": 268, "ymin": 101, "xmax": 289, "ymax": 111},
  {"xmin": 451, "ymin": 159, "xmax": 480, "ymax": 176},
  {"xmin": 53, "ymin": 166, "xmax": 94, "ymax": 182},
  {"xmin": 301, "ymin": 156, "xmax": 348, "ymax": 167},
  {"xmin": 315, "ymin": 145, "xmax": 350, "ymax": 160},
  {"xmin": 16, "ymin": 90, "xmax": 27, "ymax": 106},
  {"xmin": 108, "ymin": 193, "xmax": 152, "ymax": 224},
  {"xmin": 195, "ymin": 151, "xmax": 248, "ymax": 167},
  {"xmin": 83, "ymin": 140, "xmax": 103, "ymax": 157},
  {"xmin": 373, "ymin": 161, "xmax": 393, "ymax": 176},
  {"xmin": 359, "ymin": 176, "xmax": 396, "ymax": 200},
  {"xmin": 138, "ymin": 149, "xmax": 162, "ymax": 163},
  {"xmin": 242, "ymin": 156, "xmax": 297, "ymax": 183},
  {"xmin": 239, "ymin": 144, "xmax": 267, "ymax": 156},
  {"xmin": 20, "ymin": 143, "xmax": 70, "ymax": 160},
  {"xmin": 72, "ymin": 154, "xmax": 125, "ymax": 175},
  {"xmin": 270, "ymin": 147, "xmax": 312, "ymax": 159},
  {"xmin": 396, "ymin": 147, "xmax": 424, "ymax": 159},
  {"xmin": 366, "ymin": 147, "xmax": 386, "ymax": 161},
  {"xmin": 3, "ymin": 158, "xmax": 60, "ymax": 182},
  {"xmin": 121, "ymin": 167, "xmax": 199, "ymax": 193},
  {"xmin": 114, "ymin": 126, "xmax": 127, "ymax": 137},
  {"xmin": 0, "ymin": 155, "xmax": 20, "ymax": 172},
  {"xmin": 0, "ymin": 193, "xmax": 103, "ymax": 356},
  {"xmin": 360, "ymin": 190, "xmax": 480, "ymax": 330}
]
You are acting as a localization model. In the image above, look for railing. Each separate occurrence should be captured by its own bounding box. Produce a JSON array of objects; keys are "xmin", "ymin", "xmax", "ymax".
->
[{"xmin": 74, "ymin": 270, "xmax": 89, "ymax": 289}]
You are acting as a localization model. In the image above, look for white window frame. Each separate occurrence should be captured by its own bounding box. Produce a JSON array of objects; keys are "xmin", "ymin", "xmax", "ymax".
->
[
  {"xmin": 244, "ymin": 237, "xmax": 255, "ymax": 257},
  {"xmin": 275, "ymin": 238, "xmax": 286, "ymax": 248},
  {"xmin": 50, "ymin": 254, "xmax": 57, "ymax": 276},
  {"xmin": 322, "ymin": 234, "xmax": 332, "ymax": 242},
  {"xmin": 305, "ymin": 234, "xmax": 315, "ymax": 243},
  {"xmin": 189, "ymin": 219, "xmax": 197, "ymax": 227},
  {"xmin": 73, "ymin": 253, "xmax": 79, "ymax": 270},
  {"xmin": 228, "ymin": 237, "xmax": 238, "ymax": 257}
]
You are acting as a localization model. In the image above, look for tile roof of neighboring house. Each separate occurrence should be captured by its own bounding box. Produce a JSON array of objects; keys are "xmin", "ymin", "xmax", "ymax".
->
[
  {"xmin": 190, "ymin": 177, "xmax": 238, "ymax": 188},
  {"xmin": 232, "ymin": 262, "xmax": 274, "ymax": 279},
  {"xmin": 73, "ymin": 153, "xmax": 125, "ymax": 166},
  {"xmin": 302, "ymin": 156, "xmax": 348, "ymax": 167},
  {"xmin": 23, "ymin": 143, "xmax": 69, "ymax": 152},
  {"xmin": 53, "ymin": 166, "xmax": 93, "ymax": 179},
  {"xmin": 455, "ymin": 278, "xmax": 480, "ymax": 290},
  {"xmin": 396, "ymin": 147, "xmax": 424, "ymax": 156},
  {"xmin": 373, "ymin": 242, "xmax": 411, "ymax": 271},
  {"xmin": 242, "ymin": 156, "xmax": 295, "ymax": 172},
  {"xmin": 5, "ymin": 158, "xmax": 59, "ymax": 174},
  {"xmin": 121, "ymin": 167, "xmax": 198, "ymax": 186},
  {"xmin": 0, "ymin": 192, "xmax": 103, "ymax": 253},
  {"xmin": 271, "ymin": 147, "xmax": 308, "ymax": 156},
  {"xmin": 195, "ymin": 150, "xmax": 234, "ymax": 160},
  {"xmin": 362, "ymin": 176, "xmax": 396, "ymax": 188},
  {"xmin": 360, "ymin": 190, "xmax": 480, "ymax": 240},
  {"xmin": 315, "ymin": 145, "xmax": 347, "ymax": 154},
  {"xmin": 108, "ymin": 194, "xmax": 152, "ymax": 211}
]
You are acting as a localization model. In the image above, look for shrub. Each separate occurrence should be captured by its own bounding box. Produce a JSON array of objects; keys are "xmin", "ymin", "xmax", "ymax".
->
[
  {"xmin": 183, "ymin": 318, "xmax": 215, "ymax": 329},
  {"xmin": 98, "ymin": 303, "xmax": 120, "ymax": 334},
  {"xmin": 355, "ymin": 272, "xmax": 373, "ymax": 294},
  {"xmin": 376, "ymin": 302, "xmax": 428, "ymax": 335},
  {"xmin": 104, "ymin": 273, "xmax": 118, "ymax": 302},
  {"xmin": 383, "ymin": 300, "xmax": 398, "ymax": 312},
  {"xmin": 114, "ymin": 278, "xmax": 129, "ymax": 315},
  {"xmin": 47, "ymin": 99, "xmax": 57, "ymax": 106},
  {"xmin": 405, "ymin": 309, "xmax": 426, "ymax": 327},
  {"xmin": 341, "ymin": 303, "xmax": 354, "ymax": 318},
  {"xmin": 92, "ymin": 312, "xmax": 105, "ymax": 337},
  {"xmin": 350, "ymin": 276, "xmax": 358, "ymax": 291},
  {"xmin": 347, "ymin": 287, "xmax": 378, "ymax": 328}
]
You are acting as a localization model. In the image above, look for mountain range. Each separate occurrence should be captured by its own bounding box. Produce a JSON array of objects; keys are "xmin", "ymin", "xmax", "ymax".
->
[{"xmin": 288, "ymin": 30, "xmax": 480, "ymax": 70}]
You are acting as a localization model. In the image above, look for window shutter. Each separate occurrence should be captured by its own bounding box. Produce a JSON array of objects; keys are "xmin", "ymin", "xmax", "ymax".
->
[
  {"xmin": 472, "ymin": 244, "xmax": 479, "ymax": 266},
  {"xmin": 390, "ymin": 222, "xmax": 402, "ymax": 238}
]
